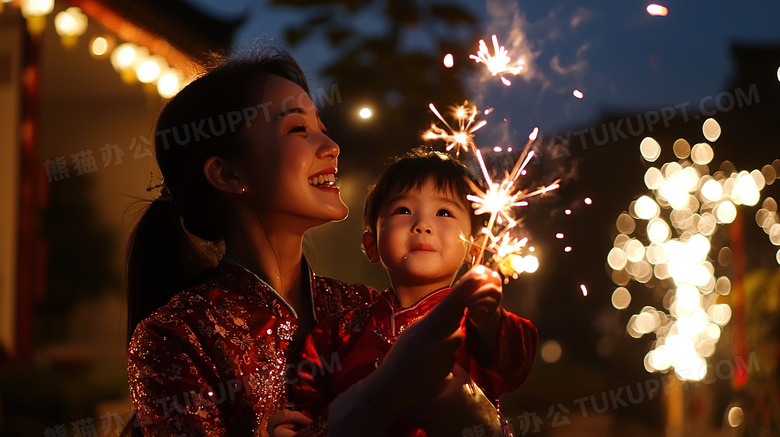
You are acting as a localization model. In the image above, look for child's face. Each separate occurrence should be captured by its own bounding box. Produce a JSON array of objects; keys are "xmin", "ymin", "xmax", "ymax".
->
[{"xmin": 374, "ymin": 178, "xmax": 472, "ymax": 287}]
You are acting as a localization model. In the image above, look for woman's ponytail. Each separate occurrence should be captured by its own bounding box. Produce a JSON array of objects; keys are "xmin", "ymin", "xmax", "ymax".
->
[{"xmin": 125, "ymin": 195, "xmax": 219, "ymax": 343}]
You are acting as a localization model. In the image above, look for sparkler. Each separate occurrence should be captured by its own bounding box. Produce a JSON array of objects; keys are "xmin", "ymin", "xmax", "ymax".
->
[
  {"xmin": 422, "ymin": 102, "xmax": 487, "ymax": 154},
  {"xmin": 469, "ymin": 34, "xmax": 525, "ymax": 86}
]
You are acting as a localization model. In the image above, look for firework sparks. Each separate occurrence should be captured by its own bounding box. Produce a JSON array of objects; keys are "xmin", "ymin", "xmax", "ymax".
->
[
  {"xmin": 469, "ymin": 34, "xmax": 525, "ymax": 86},
  {"xmin": 423, "ymin": 102, "xmax": 560, "ymax": 280},
  {"xmin": 466, "ymin": 127, "xmax": 561, "ymax": 270},
  {"xmin": 646, "ymin": 4, "xmax": 668, "ymax": 16},
  {"xmin": 443, "ymin": 53, "xmax": 454, "ymax": 68},
  {"xmin": 423, "ymin": 102, "xmax": 487, "ymax": 154}
]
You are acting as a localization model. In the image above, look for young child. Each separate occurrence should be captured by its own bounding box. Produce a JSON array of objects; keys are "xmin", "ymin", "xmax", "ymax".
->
[{"xmin": 285, "ymin": 149, "xmax": 538, "ymax": 436}]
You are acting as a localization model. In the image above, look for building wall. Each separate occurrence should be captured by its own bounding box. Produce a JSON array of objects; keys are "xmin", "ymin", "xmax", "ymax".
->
[{"xmin": 0, "ymin": 11, "xmax": 23, "ymax": 357}]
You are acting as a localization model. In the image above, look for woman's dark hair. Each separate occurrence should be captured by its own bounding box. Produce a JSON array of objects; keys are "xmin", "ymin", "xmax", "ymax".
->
[
  {"xmin": 125, "ymin": 48, "xmax": 310, "ymax": 344},
  {"xmin": 363, "ymin": 147, "xmax": 485, "ymax": 236}
]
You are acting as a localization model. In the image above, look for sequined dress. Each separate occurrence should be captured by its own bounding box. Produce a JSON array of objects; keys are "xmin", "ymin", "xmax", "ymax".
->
[
  {"xmin": 126, "ymin": 258, "xmax": 375, "ymax": 436},
  {"xmin": 290, "ymin": 287, "xmax": 539, "ymax": 436}
]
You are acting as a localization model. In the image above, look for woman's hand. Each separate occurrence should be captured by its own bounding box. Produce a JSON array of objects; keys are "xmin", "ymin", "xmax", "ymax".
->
[
  {"xmin": 328, "ymin": 266, "xmax": 497, "ymax": 436},
  {"xmin": 267, "ymin": 410, "xmax": 312, "ymax": 437},
  {"xmin": 397, "ymin": 364, "xmax": 501, "ymax": 437},
  {"xmin": 378, "ymin": 265, "xmax": 502, "ymax": 400}
]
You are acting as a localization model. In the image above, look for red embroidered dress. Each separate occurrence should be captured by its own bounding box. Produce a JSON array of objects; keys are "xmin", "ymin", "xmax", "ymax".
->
[
  {"xmin": 290, "ymin": 287, "xmax": 538, "ymax": 436},
  {"xmin": 127, "ymin": 259, "xmax": 375, "ymax": 436}
]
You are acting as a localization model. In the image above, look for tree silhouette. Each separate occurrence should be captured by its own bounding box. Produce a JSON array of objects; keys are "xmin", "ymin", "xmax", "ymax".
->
[{"xmin": 272, "ymin": 0, "xmax": 481, "ymax": 170}]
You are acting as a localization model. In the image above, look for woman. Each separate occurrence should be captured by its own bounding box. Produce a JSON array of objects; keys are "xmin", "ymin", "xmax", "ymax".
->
[{"xmin": 126, "ymin": 48, "xmax": 498, "ymax": 436}]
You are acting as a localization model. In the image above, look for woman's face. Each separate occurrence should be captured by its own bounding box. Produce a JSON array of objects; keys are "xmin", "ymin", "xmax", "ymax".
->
[{"xmin": 240, "ymin": 75, "xmax": 348, "ymax": 229}]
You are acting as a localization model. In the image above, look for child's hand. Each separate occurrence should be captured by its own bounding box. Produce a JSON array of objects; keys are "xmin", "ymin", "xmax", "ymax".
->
[
  {"xmin": 267, "ymin": 409, "xmax": 312, "ymax": 437},
  {"xmin": 464, "ymin": 266, "xmax": 503, "ymax": 331}
]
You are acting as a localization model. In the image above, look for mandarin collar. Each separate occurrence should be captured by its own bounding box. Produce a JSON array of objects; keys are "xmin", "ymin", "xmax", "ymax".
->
[{"xmin": 220, "ymin": 256, "xmax": 315, "ymax": 320}]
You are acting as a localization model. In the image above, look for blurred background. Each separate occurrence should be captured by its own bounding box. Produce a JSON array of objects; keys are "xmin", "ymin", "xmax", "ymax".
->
[{"xmin": 0, "ymin": 0, "xmax": 778, "ymax": 435}]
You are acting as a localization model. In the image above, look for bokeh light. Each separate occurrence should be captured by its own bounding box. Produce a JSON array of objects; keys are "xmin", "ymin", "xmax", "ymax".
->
[
  {"xmin": 359, "ymin": 107, "xmax": 373, "ymax": 119},
  {"xmin": 608, "ymin": 247, "xmax": 628, "ymax": 270},
  {"xmin": 136, "ymin": 55, "xmax": 167, "ymax": 84},
  {"xmin": 573, "ymin": 89, "xmax": 584, "ymax": 99},
  {"xmin": 701, "ymin": 179, "xmax": 723, "ymax": 202},
  {"xmin": 110, "ymin": 42, "xmax": 138, "ymax": 72},
  {"xmin": 521, "ymin": 255, "xmax": 539, "ymax": 273},
  {"xmin": 640, "ymin": 137, "xmax": 661, "ymax": 162},
  {"xmin": 644, "ymin": 167, "xmax": 663, "ymax": 190},
  {"xmin": 608, "ymin": 120, "xmax": 774, "ymax": 382},
  {"xmin": 728, "ymin": 406, "xmax": 744, "ymax": 427},
  {"xmin": 612, "ymin": 287, "xmax": 631, "ymax": 309},
  {"xmin": 540, "ymin": 340, "xmax": 562, "ymax": 363},
  {"xmin": 673, "ymin": 138, "xmax": 691, "ymax": 159},
  {"xmin": 691, "ymin": 143, "xmax": 714, "ymax": 165},
  {"xmin": 714, "ymin": 200, "xmax": 737, "ymax": 223},
  {"xmin": 157, "ymin": 69, "xmax": 185, "ymax": 99},
  {"xmin": 702, "ymin": 118, "xmax": 722, "ymax": 142},
  {"xmin": 54, "ymin": 7, "xmax": 88, "ymax": 38},
  {"xmin": 635, "ymin": 195, "xmax": 660, "ymax": 219},
  {"xmin": 90, "ymin": 36, "xmax": 110, "ymax": 57}
]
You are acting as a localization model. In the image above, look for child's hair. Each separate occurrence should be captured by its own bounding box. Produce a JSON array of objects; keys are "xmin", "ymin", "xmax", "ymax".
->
[{"xmin": 363, "ymin": 148, "xmax": 484, "ymax": 236}]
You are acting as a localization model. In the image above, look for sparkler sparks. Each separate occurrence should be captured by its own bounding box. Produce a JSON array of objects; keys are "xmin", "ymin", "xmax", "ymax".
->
[
  {"xmin": 422, "ymin": 99, "xmax": 560, "ymax": 281},
  {"xmin": 646, "ymin": 4, "xmax": 668, "ymax": 16},
  {"xmin": 443, "ymin": 53, "xmax": 454, "ymax": 68},
  {"xmin": 464, "ymin": 127, "xmax": 561, "ymax": 274},
  {"xmin": 423, "ymin": 102, "xmax": 487, "ymax": 154},
  {"xmin": 469, "ymin": 34, "xmax": 525, "ymax": 86}
]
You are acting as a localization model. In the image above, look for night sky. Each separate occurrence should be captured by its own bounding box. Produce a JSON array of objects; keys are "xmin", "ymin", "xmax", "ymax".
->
[{"xmin": 191, "ymin": 0, "xmax": 780, "ymax": 134}]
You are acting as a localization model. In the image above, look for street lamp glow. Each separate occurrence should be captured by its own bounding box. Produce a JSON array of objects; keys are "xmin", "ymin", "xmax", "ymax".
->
[{"xmin": 359, "ymin": 107, "xmax": 372, "ymax": 119}]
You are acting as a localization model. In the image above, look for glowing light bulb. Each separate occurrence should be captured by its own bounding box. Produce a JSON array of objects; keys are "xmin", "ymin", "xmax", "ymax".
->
[
  {"xmin": 54, "ymin": 7, "xmax": 88, "ymax": 41},
  {"xmin": 110, "ymin": 43, "xmax": 138, "ymax": 72},
  {"xmin": 157, "ymin": 69, "xmax": 184, "ymax": 98},
  {"xmin": 90, "ymin": 37, "xmax": 110, "ymax": 57},
  {"xmin": 136, "ymin": 55, "xmax": 167, "ymax": 84}
]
